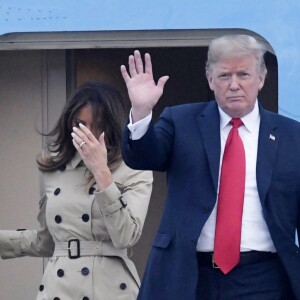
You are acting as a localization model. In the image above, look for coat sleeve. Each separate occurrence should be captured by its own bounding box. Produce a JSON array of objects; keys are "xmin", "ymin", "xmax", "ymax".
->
[
  {"xmin": 95, "ymin": 164, "xmax": 153, "ymax": 249},
  {"xmin": 0, "ymin": 194, "xmax": 55, "ymax": 259},
  {"xmin": 122, "ymin": 107, "xmax": 174, "ymax": 172}
]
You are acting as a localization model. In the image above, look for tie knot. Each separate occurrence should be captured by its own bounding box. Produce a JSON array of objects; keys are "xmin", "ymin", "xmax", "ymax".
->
[{"xmin": 230, "ymin": 118, "xmax": 243, "ymax": 128}]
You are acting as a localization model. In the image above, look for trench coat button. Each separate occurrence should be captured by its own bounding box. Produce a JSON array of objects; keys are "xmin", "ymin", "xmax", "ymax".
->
[
  {"xmin": 83, "ymin": 297, "xmax": 89, "ymax": 300},
  {"xmin": 55, "ymin": 215, "xmax": 62, "ymax": 224},
  {"xmin": 82, "ymin": 214, "xmax": 90, "ymax": 222},
  {"xmin": 54, "ymin": 188, "xmax": 61, "ymax": 196},
  {"xmin": 39, "ymin": 285, "xmax": 44, "ymax": 291},
  {"xmin": 89, "ymin": 187, "xmax": 96, "ymax": 195},
  {"xmin": 58, "ymin": 164, "xmax": 66, "ymax": 171},
  {"xmin": 120, "ymin": 283, "xmax": 127, "ymax": 290},
  {"xmin": 81, "ymin": 267, "xmax": 89, "ymax": 276},
  {"xmin": 57, "ymin": 269, "xmax": 64, "ymax": 277}
]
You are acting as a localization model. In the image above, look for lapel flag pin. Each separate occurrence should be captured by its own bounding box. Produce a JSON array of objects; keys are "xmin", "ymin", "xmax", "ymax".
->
[{"xmin": 269, "ymin": 134, "xmax": 276, "ymax": 141}]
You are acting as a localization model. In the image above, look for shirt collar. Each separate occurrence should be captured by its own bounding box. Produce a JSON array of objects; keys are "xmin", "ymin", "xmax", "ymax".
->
[{"xmin": 219, "ymin": 100, "xmax": 260, "ymax": 133}]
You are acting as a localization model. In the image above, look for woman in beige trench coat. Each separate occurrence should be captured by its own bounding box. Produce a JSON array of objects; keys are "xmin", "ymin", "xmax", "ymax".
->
[{"xmin": 0, "ymin": 80, "xmax": 153, "ymax": 300}]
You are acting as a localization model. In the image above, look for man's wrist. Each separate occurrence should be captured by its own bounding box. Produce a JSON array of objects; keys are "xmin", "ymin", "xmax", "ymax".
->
[
  {"xmin": 128, "ymin": 110, "xmax": 152, "ymax": 140},
  {"xmin": 131, "ymin": 107, "xmax": 152, "ymax": 123}
]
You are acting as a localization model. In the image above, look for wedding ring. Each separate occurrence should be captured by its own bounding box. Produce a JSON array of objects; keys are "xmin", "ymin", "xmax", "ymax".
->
[{"xmin": 79, "ymin": 141, "xmax": 86, "ymax": 148}]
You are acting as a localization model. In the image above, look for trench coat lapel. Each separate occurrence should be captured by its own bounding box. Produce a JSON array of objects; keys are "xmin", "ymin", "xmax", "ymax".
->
[
  {"xmin": 256, "ymin": 105, "xmax": 279, "ymax": 204},
  {"xmin": 197, "ymin": 101, "xmax": 221, "ymax": 193}
]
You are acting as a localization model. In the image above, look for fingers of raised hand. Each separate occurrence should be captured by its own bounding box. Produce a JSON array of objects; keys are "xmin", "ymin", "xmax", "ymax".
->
[
  {"xmin": 120, "ymin": 65, "xmax": 130, "ymax": 83},
  {"xmin": 98, "ymin": 132, "xmax": 105, "ymax": 145},
  {"xmin": 78, "ymin": 123, "xmax": 98, "ymax": 143},
  {"xmin": 72, "ymin": 138, "xmax": 82, "ymax": 151},
  {"xmin": 127, "ymin": 53, "xmax": 138, "ymax": 78},
  {"xmin": 71, "ymin": 129, "xmax": 86, "ymax": 150},
  {"xmin": 120, "ymin": 50, "xmax": 154, "ymax": 85},
  {"xmin": 144, "ymin": 53, "xmax": 153, "ymax": 76},
  {"xmin": 122, "ymin": 50, "xmax": 151, "ymax": 79},
  {"xmin": 134, "ymin": 50, "xmax": 144, "ymax": 74},
  {"xmin": 71, "ymin": 125, "xmax": 96, "ymax": 151}
]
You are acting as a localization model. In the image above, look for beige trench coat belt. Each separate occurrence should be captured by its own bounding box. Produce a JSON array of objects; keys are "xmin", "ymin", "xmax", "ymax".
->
[{"xmin": 53, "ymin": 239, "xmax": 127, "ymax": 259}]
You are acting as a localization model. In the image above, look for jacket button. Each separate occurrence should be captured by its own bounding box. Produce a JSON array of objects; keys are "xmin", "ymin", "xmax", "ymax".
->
[
  {"xmin": 82, "ymin": 214, "xmax": 90, "ymax": 222},
  {"xmin": 81, "ymin": 267, "xmax": 89, "ymax": 276},
  {"xmin": 39, "ymin": 285, "xmax": 44, "ymax": 291},
  {"xmin": 54, "ymin": 298, "xmax": 60, "ymax": 300},
  {"xmin": 58, "ymin": 164, "xmax": 66, "ymax": 171},
  {"xmin": 54, "ymin": 188, "xmax": 61, "ymax": 196},
  {"xmin": 83, "ymin": 297, "xmax": 89, "ymax": 300},
  {"xmin": 55, "ymin": 215, "xmax": 62, "ymax": 224},
  {"xmin": 57, "ymin": 269, "xmax": 64, "ymax": 277},
  {"xmin": 89, "ymin": 187, "xmax": 96, "ymax": 195},
  {"xmin": 120, "ymin": 283, "xmax": 127, "ymax": 290}
]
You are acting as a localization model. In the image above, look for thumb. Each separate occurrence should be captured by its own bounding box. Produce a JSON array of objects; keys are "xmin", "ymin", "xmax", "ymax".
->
[{"xmin": 157, "ymin": 76, "xmax": 169, "ymax": 89}]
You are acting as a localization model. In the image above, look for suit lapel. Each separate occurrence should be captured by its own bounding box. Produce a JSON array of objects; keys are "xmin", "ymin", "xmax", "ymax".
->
[
  {"xmin": 256, "ymin": 105, "xmax": 279, "ymax": 204},
  {"xmin": 195, "ymin": 102, "xmax": 278, "ymax": 201},
  {"xmin": 197, "ymin": 101, "xmax": 221, "ymax": 193}
]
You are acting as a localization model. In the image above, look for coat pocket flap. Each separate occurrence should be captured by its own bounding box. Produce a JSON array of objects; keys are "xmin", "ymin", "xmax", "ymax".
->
[{"xmin": 152, "ymin": 232, "xmax": 172, "ymax": 248}]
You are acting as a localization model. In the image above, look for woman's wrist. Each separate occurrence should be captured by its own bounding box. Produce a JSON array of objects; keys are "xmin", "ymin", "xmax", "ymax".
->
[{"xmin": 93, "ymin": 166, "xmax": 113, "ymax": 190}]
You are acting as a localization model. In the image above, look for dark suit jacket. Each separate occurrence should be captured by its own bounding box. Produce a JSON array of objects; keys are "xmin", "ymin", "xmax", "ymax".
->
[{"xmin": 121, "ymin": 100, "xmax": 300, "ymax": 300}]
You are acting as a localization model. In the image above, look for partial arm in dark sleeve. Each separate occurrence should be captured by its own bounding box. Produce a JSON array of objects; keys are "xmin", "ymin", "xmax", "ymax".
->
[{"xmin": 122, "ymin": 107, "xmax": 174, "ymax": 172}]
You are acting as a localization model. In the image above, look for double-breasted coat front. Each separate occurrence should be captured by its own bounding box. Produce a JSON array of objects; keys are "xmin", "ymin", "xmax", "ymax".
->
[{"xmin": 0, "ymin": 152, "xmax": 153, "ymax": 300}]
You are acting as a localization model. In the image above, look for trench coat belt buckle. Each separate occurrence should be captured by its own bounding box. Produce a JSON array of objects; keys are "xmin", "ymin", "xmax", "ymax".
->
[
  {"xmin": 68, "ymin": 239, "xmax": 80, "ymax": 259},
  {"xmin": 53, "ymin": 240, "xmax": 127, "ymax": 259}
]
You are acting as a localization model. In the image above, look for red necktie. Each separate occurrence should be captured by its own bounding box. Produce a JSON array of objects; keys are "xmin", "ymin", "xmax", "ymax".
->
[{"xmin": 214, "ymin": 118, "xmax": 246, "ymax": 274}]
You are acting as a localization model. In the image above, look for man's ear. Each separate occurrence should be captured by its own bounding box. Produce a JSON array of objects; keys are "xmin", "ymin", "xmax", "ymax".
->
[{"xmin": 258, "ymin": 74, "xmax": 266, "ymax": 92}]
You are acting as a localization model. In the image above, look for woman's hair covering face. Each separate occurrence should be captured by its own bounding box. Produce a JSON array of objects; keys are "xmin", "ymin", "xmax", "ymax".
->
[{"xmin": 37, "ymin": 80, "xmax": 126, "ymax": 176}]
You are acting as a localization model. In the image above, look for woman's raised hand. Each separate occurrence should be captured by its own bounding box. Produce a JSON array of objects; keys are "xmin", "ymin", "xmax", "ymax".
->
[
  {"xmin": 71, "ymin": 124, "xmax": 113, "ymax": 190},
  {"xmin": 120, "ymin": 50, "xmax": 169, "ymax": 123}
]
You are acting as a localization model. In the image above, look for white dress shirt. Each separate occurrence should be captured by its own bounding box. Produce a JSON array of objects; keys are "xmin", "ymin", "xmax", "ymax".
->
[{"xmin": 127, "ymin": 101, "xmax": 276, "ymax": 252}]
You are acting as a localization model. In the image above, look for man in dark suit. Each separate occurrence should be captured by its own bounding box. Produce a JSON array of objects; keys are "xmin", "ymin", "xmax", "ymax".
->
[{"xmin": 120, "ymin": 34, "xmax": 300, "ymax": 299}]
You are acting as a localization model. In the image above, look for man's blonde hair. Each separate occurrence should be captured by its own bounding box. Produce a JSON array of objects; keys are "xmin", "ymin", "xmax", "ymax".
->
[{"xmin": 206, "ymin": 34, "xmax": 267, "ymax": 78}]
